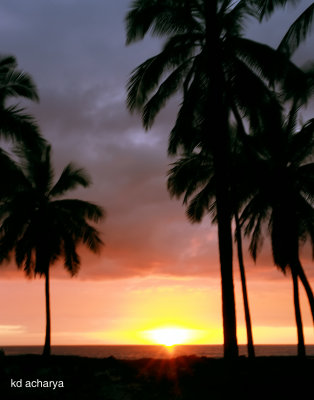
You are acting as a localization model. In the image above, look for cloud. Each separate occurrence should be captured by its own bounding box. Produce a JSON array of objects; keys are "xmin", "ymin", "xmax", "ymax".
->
[{"xmin": 0, "ymin": 325, "xmax": 25, "ymax": 335}]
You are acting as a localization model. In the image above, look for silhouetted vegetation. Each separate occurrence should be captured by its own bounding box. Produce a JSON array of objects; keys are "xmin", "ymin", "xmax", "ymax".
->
[
  {"xmin": 0, "ymin": 55, "xmax": 44, "ymax": 151},
  {"xmin": 1, "ymin": 354, "xmax": 314, "ymax": 399},
  {"xmin": 167, "ymin": 131, "xmax": 256, "ymax": 358},
  {"xmin": 125, "ymin": 0, "xmax": 314, "ymax": 359},
  {"xmin": 0, "ymin": 143, "xmax": 105, "ymax": 356},
  {"xmin": 240, "ymin": 105, "xmax": 314, "ymax": 357}
]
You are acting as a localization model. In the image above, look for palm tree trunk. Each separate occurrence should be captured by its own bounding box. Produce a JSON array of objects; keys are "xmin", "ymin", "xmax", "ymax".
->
[
  {"xmin": 204, "ymin": 0, "xmax": 238, "ymax": 359},
  {"xmin": 217, "ymin": 194, "xmax": 238, "ymax": 359},
  {"xmin": 43, "ymin": 267, "xmax": 51, "ymax": 357},
  {"xmin": 291, "ymin": 268, "xmax": 306, "ymax": 357},
  {"xmin": 234, "ymin": 212, "xmax": 255, "ymax": 359},
  {"xmin": 295, "ymin": 259, "xmax": 314, "ymax": 325}
]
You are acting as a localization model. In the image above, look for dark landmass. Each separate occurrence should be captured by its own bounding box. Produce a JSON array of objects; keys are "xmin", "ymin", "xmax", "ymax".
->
[{"xmin": 0, "ymin": 354, "xmax": 313, "ymax": 399}]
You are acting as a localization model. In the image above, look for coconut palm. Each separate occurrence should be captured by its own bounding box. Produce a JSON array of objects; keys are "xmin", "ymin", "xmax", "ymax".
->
[
  {"xmin": 0, "ymin": 144, "xmax": 105, "ymax": 356},
  {"xmin": 167, "ymin": 131, "xmax": 256, "ymax": 358},
  {"xmin": 125, "ymin": 0, "xmax": 306, "ymax": 358},
  {"xmin": 0, "ymin": 55, "xmax": 43, "ymax": 150},
  {"xmin": 241, "ymin": 105, "xmax": 314, "ymax": 357},
  {"xmin": 0, "ymin": 55, "xmax": 44, "ymax": 199}
]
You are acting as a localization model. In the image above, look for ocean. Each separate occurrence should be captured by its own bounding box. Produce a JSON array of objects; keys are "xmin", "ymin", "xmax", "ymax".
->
[{"xmin": 2, "ymin": 345, "xmax": 314, "ymax": 359}]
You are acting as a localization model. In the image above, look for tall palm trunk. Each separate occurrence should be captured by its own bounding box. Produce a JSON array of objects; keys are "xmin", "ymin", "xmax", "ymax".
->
[
  {"xmin": 295, "ymin": 259, "xmax": 314, "ymax": 325},
  {"xmin": 275, "ymin": 198, "xmax": 307, "ymax": 357},
  {"xmin": 234, "ymin": 212, "xmax": 255, "ymax": 359},
  {"xmin": 43, "ymin": 266, "xmax": 51, "ymax": 357},
  {"xmin": 216, "ymin": 185, "xmax": 238, "ymax": 359},
  {"xmin": 291, "ymin": 268, "xmax": 306, "ymax": 357},
  {"xmin": 204, "ymin": 0, "xmax": 238, "ymax": 359}
]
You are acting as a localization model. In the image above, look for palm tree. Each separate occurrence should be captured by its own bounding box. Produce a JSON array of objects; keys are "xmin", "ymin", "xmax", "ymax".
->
[
  {"xmin": 0, "ymin": 55, "xmax": 43, "ymax": 150},
  {"xmin": 241, "ymin": 105, "xmax": 314, "ymax": 357},
  {"xmin": 0, "ymin": 144, "xmax": 105, "ymax": 356},
  {"xmin": 167, "ymin": 131, "xmax": 256, "ymax": 358},
  {"xmin": 125, "ymin": 0, "xmax": 304, "ymax": 358}
]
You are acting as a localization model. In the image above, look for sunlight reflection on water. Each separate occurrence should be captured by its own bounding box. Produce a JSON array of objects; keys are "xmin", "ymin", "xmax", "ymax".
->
[{"xmin": 3, "ymin": 344, "xmax": 314, "ymax": 359}]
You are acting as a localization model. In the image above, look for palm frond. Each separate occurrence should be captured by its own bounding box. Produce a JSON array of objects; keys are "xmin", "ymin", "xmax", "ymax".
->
[
  {"xmin": 228, "ymin": 56, "xmax": 283, "ymax": 135},
  {"xmin": 125, "ymin": 0, "xmax": 201, "ymax": 44},
  {"xmin": 233, "ymin": 37, "xmax": 308, "ymax": 100},
  {"xmin": 15, "ymin": 227, "xmax": 35, "ymax": 271},
  {"xmin": 278, "ymin": 3, "xmax": 314, "ymax": 56},
  {"xmin": 248, "ymin": 0, "xmax": 300, "ymax": 21},
  {"xmin": 80, "ymin": 223, "xmax": 104, "ymax": 253},
  {"xmin": 222, "ymin": 0, "xmax": 255, "ymax": 36},
  {"xmin": 167, "ymin": 152, "xmax": 213, "ymax": 202},
  {"xmin": 0, "ymin": 148, "xmax": 28, "ymax": 198},
  {"xmin": 284, "ymin": 101, "xmax": 299, "ymax": 137},
  {"xmin": 127, "ymin": 55, "xmax": 167, "ymax": 112},
  {"xmin": 168, "ymin": 68, "xmax": 207, "ymax": 154},
  {"xmin": 49, "ymin": 164, "xmax": 91, "ymax": 198},
  {"xmin": 51, "ymin": 199, "xmax": 105, "ymax": 223},
  {"xmin": 298, "ymin": 163, "xmax": 314, "ymax": 204},
  {"xmin": 288, "ymin": 119, "xmax": 314, "ymax": 165},
  {"xmin": 62, "ymin": 233, "xmax": 81, "ymax": 276},
  {"xmin": 0, "ymin": 106, "xmax": 44, "ymax": 148},
  {"xmin": 186, "ymin": 183, "xmax": 215, "ymax": 223},
  {"xmin": 16, "ymin": 144, "xmax": 54, "ymax": 194},
  {"xmin": 0, "ymin": 70, "xmax": 39, "ymax": 104},
  {"xmin": 241, "ymin": 195, "xmax": 268, "ymax": 262},
  {"xmin": 127, "ymin": 34, "xmax": 196, "ymax": 112},
  {"xmin": 142, "ymin": 60, "xmax": 193, "ymax": 129},
  {"xmin": 0, "ymin": 208, "xmax": 31, "ymax": 263},
  {"xmin": 0, "ymin": 55, "xmax": 17, "ymax": 71},
  {"xmin": 296, "ymin": 198, "xmax": 314, "ymax": 257}
]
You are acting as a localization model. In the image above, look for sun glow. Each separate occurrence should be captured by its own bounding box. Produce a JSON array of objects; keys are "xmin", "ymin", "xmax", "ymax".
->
[{"xmin": 145, "ymin": 327, "xmax": 192, "ymax": 347}]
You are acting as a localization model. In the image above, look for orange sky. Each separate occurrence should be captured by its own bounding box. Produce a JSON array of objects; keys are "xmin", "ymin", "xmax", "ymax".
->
[{"xmin": 0, "ymin": 259, "xmax": 313, "ymax": 346}]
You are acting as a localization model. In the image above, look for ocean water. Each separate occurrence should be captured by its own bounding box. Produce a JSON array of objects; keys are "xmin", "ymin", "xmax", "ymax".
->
[{"xmin": 2, "ymin": 345, "xmax": 314, "ymax": 359}]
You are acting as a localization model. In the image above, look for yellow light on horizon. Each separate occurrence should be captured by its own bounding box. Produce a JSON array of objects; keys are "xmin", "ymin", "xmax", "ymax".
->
[{"xmin": 144, "ymin": 327, "xmax": 192, "ymax": 347}]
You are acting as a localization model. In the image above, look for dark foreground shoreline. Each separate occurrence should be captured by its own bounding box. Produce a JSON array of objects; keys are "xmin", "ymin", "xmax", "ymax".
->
[{"xmin": 1, "ymin": 355, "xmax": 313, "ymax": 399}]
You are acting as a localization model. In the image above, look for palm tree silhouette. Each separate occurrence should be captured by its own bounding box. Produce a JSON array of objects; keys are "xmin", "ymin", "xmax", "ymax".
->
[
  {"xmin": 167, "ymin": 131, "xmax": 256, "ymax": 358},
  {"xmin": 241, "ymin": 106, "xmax": 314, "ymax": 357},
  {"xmin": 0, "ymin": 144, "xmax": 105, "ymax": 356},
  {"xmin": 125, "ymin": 0, "xmax": 304, "ymax": 358},
  {"xmin": 0, "ymin": 55, "xmax": 43, "ymax": 149}
]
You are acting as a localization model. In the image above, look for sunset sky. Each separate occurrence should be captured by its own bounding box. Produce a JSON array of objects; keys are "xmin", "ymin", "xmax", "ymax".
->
[{"xmin": 0, "ymin": 0, "xmax": 313, "ymax": 346}]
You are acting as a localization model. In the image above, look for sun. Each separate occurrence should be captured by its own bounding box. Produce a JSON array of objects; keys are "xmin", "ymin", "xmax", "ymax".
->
[{"xmin": 146, "ymin": 327, "xmax": 191, "ymax": 347}]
